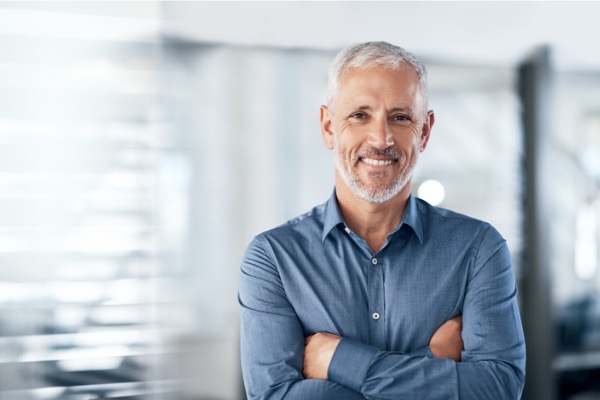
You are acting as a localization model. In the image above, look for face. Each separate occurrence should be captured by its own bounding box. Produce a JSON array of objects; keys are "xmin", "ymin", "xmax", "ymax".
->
[{"xmin": 320, "ymin": 65, "xmax": 434, "ymax": 204}]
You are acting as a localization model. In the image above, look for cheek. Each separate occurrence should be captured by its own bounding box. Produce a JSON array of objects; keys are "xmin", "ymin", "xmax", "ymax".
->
[
  {"xmin": 333, "ymin": 133, "xmax": 354, "ymax": 154},
  {"xmin": 398, "ymin": 130, "xmax": 423, "ymax": 151}
]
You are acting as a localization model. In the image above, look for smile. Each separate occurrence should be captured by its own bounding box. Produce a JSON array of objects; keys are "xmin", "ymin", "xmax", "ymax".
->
[{"xmin": 361, "ymin": 157, "xmax": 395, "ymax": 166}]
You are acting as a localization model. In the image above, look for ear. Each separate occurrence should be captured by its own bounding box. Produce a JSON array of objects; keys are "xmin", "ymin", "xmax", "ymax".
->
[
  {"xmin": 419, "ymin": 110, "xmax": 435, "ymax": 152},
  {"xmin": 320, "ymin": 105, "xmax": 335, "ymax": 150}
]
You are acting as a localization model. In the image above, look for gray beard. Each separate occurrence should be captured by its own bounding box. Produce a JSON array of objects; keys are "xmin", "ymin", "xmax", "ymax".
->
[{"xmin": 333, "ymin": 142, "xmax": 418, "ymax": 204}]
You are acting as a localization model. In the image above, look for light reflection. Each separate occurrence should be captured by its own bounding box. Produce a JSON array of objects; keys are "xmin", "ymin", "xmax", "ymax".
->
[
  {"xmin": 64, "ymin": 226, "xmax": 152, "ymax": 253},
  {"xmin": 89, "ymin": 305, "xmax": 146, "ymax": 325},
  {"xmin": 58, "ymin": 356, "xmax": 124, "ymax": 372},
  {"xmin": 58, "ymin": 260, "xmax": 118, "ymax": 280},
  {"xmin": 72, "ymin": 330, "xmax": 147, "ymax": 347},
  {"xmin": 417, "ymin": 179, "xmax": 446, "ymax": 206},
  {"xmin": 52, "ymin": 281, "xmax": 105, "ymax": 303},
  {"xmin": 96, "ymin": 171, "xmax": 153, "ymax": 192},
  {"xmin": 30, "ymin": 387, "xmax": 66, "ymax": 399},
  {"xmin": 106, "ymin": 279, "xmax": 143, "ymax": 304},
  {"xmin": 23, "ymin": 345, "xmax": 131, "ymax": 363},
  {"xmin": 0, "ymin": 279, "xmax": 175, "ymax": 304},
  {"xmin": 0, "ymin": 330, "xmax": 152, "ymax": 356}
]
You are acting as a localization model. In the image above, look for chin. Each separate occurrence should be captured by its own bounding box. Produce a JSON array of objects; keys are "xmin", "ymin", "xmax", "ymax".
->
[{"xmin": 353, "ymin": 186, "xmax": 402, "ymax": 204}]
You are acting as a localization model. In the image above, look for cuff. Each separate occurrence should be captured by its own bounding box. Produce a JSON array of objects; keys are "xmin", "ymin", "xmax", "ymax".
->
[{"xmin": 327, "ymin": 338, "xmax": 379, "ymax": 393}]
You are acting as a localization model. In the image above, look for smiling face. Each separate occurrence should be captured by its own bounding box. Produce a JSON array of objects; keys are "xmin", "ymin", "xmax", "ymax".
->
[{"xmin": 321, "ymin": 65, "xmax": 434, "ymax": 204}]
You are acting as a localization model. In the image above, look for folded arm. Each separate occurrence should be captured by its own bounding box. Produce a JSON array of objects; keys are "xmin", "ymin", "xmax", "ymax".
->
[
  {"xmin": 240, "ymin": 227, "xmax": 525, "ymax": 400},
  {"xmin": 306, "ymin": 228, "xmax": 526, "ymax": 399},
  {"xmin": 239, "ymin": 237, "xmax": 463, "ymax": 400},
  {"xmin": 304, "ymin": 315, "xmax": 463, "ymax": 379}
]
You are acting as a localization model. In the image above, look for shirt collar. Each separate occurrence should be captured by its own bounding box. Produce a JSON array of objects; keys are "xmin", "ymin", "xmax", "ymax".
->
[
  {"xmin": 322, "ymin": 189, "xmax": 346, "ymax": 242},
  {"xmin": 401, "ymin": 194, "xmax": 424, "ymax": 244},
  {"xmin": 321, "ymin": 189, "xmax": 424, "ymax": 244}
]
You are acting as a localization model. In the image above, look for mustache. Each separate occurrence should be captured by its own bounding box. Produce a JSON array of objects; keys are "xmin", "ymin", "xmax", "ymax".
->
[{"xmin": 357, "ymin": 147, "xmax": 402, "ymax": 160}]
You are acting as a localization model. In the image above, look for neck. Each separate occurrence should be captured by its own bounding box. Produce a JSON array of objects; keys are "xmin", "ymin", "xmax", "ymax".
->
[{"xmin": 335, "ymin": 177, "xmax": 411, "ymax": 253}]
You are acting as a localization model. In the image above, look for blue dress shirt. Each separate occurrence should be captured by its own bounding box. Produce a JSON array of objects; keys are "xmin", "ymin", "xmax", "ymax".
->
[{"xmin": 239, "ymin": 191, "xmax": 526, "ymax": 399}]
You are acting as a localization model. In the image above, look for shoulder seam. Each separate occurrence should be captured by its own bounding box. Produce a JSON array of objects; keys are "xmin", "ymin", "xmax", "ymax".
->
[
  {"xmin": 255, "ymin": 234, "xmax": 277, "ymax": 266},
  {"xmin": 470, "ymin": 224, "xmax": 508, "ymax": 279}
]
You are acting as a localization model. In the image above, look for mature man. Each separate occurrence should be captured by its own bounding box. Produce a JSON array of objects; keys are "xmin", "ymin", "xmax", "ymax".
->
[{"xmin": 238, "ymin": 41, "xmax": 525, "ymax": 399}]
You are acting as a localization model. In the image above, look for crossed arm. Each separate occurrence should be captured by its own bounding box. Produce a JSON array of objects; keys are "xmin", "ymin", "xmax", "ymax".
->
[
  {"xmin": 304, "ymin": 316, "xmax": 464, "ymax": 380},
  {"xmin": 240, "ymin": 286, "xmax": 473, "ymax": 400},
  {"xmin": 239, "ymin": 234, "xmax": 526, "ymax": 399}
]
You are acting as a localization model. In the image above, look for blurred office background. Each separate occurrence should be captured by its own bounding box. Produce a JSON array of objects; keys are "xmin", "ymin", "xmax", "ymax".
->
[{"xmin": 0, "ymin": 1, "xmax": 599, "ymax": 399}]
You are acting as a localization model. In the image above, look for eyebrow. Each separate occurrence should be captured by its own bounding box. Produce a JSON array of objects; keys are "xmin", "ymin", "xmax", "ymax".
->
[{"xmin": 352, "ymin": 105, "xmax": 415, "ymax": 114}]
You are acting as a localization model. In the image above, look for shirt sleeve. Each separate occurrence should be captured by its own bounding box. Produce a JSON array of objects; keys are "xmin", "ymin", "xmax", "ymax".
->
[
  {"xmin": 238, "ymin": 235, "xmax": 367, "ymax": 400},
  {"xmin": 328, "ymin": 225, "xmax": 526, "ymax": 399}
]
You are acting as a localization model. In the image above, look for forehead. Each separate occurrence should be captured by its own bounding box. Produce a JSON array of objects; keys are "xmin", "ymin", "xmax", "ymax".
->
[{"xmin": 335, "ymin": 66, "xmax": 423, "ymax": 110}]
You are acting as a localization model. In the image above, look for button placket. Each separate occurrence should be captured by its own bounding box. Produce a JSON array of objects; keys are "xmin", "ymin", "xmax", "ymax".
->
[{"xmin": 367, "ymin": 255, "xmax": 385, "ymax": 347}]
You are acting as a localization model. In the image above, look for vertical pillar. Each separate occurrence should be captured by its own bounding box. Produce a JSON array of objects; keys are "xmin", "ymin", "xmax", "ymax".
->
[{"xmin": 519, "ymin": 46, "xmax": 556, "ymax": 400}]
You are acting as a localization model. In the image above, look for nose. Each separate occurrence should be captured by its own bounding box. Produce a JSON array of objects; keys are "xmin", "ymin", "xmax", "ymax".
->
[{"xmin": 367, "ymin": 116, "xmax": 394, "ymax": 149}]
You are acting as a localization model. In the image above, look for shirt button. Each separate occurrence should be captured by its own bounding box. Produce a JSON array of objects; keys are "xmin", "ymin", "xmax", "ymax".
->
[
  {"xmin": 344, "ymin": 227, "xmax": 350, "ymax": 234},
  {"xmin": 372, "ymin": 312, "xmax": 380, "ymax": 320},
  {"xmin": 372, "ymin": 258, "xmax": 378, "ymax": 265}
]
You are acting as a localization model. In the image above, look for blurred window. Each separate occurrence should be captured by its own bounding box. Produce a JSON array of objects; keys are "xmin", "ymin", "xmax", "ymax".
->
[
  {"xmin": 552, "ymin": 70, "xmax": 600, "ymax": 399},
  {"xmin": 0, "ymin": 3, "xmax": 188, "ymax": 400}
]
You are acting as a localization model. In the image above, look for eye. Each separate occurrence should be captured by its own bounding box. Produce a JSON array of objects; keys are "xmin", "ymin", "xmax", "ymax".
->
[
  {"xmin": 391, "ymin": 114, "xmax": 411, "ymax": 122},
  {"xmin": 350, "ymin": 112, "xmax": 367, "ymax": 119}
]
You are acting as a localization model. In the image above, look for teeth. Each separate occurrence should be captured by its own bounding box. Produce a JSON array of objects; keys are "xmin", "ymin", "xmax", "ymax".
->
[{"xmin": 362, "ymin": 158, "xmax": 394, "ymax": 166}]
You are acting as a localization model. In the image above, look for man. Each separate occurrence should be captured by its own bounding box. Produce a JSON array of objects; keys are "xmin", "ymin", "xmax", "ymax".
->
[{"xmin": 238, "ymin": 41, "xmax": 525, "ymax": 399}]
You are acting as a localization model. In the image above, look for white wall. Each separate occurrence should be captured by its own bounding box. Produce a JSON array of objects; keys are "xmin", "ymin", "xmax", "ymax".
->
[{"xmin": 161, "ymin": 1, "xmax": 600, "ymax": 71}]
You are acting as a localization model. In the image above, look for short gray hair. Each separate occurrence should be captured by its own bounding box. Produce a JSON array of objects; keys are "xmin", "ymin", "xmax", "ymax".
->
[{"xmin": 326, "ymin": 41, "xmax": 428, "ymax": 111}]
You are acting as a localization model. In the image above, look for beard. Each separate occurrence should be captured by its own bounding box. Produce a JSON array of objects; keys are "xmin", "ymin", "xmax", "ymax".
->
[{"xmin": 333, "ymin": 138, "xmax": 419, "ymax": 204}]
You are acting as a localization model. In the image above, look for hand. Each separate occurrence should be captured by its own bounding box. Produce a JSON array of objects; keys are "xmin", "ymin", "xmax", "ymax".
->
[
  {"xmin": 303, "ymin": 332, "xmax": 342, "ymax": 379},
  {"xmin": 429, "ymin": 315, "xmax": 463, "ymax": 362}
]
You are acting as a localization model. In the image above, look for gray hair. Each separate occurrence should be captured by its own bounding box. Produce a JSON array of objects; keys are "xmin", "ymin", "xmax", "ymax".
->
[{"xmin": 326, "ymin": 41, "xmax": 429, "ymax": 111}]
